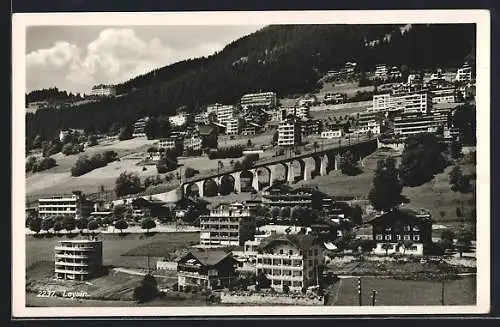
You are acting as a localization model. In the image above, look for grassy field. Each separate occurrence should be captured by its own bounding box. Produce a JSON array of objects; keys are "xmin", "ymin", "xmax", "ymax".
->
[
  {"xmin": 26, "ymin": 137, "xmax": 158, "ymax": 197},
  {"xmin": 294, "ymin": 148, "xmax": 476, "ymax": 226},
  {"xmin": 328, "ymin": 276, "xmax": 476, "ymax": 306},
  {"xmin": 26, "ymin": 232, "xmax": 200, "ymax": 270}
]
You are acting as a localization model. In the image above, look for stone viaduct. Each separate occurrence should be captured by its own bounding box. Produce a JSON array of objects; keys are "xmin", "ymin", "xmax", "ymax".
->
[{"xmin": 181, "ymin": 136, "xmax": 378, "ymax": 197}]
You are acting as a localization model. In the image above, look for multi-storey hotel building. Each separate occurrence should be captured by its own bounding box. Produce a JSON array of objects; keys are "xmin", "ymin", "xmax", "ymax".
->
[
  {"xmin": 226, "ymin": 118, "xmax": 242, "ymax": 135},
  {"xmin": 278, "ymin": 117, "xmax": 302, "ymax": 147},
  {"xmin": 372, "ymin": 91, "xmax": 432, "ymax": 113},
  {"xmin": 240, "ymin": 92, "xmax": 277, "ymax": 108},
  {"xmin": 393, "ymin": 112, "xmax": 447, "ymax": 137},
  {"xmin": 199, "ymin": 203, "xmax": 256, "ymax": 246},
  {"xmin": 54, "ymin": 240, "xmax": 103, "ymax": 280},
  {"xmin": 90, "ymin": 84, "xmax": 116, "ymax": 97},
  {"xmin": 456, "ymin": 64, "xmax": 473, "ymax": 83},
  {"xmin": 38, "ymin": 192, "xmax": 93, "ymax": 219},
  {"xmin": 256, "ymin": 234, "xmax": 324, "ymax": 292}
]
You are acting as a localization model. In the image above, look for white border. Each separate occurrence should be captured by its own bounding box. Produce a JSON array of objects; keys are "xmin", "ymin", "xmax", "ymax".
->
[{"xmin": 12, "ymin": 10, "xmax": 490, "ymax": 318}]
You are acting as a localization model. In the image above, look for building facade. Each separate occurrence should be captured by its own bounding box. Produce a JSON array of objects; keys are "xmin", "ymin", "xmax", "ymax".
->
[
  {"xmin": 226, "ymin": 118, "xmax": 242, "ymax": 135},
  {"xmin": 54, "ymin": 239, "xmax": 103, "ymax": 280},
  {"xmin": 133, "ymin": 117, "xmax": 149, "ymax": 137},
  {"xmin": 321, "ymin": 129, "xmax": 343, "ymax": 139},
  {"xmin": 158, "ymin": 136, "xmax": 182, "ymax": 151},
  {"xmin": 456, "ymin": 64, "xmax": 473, "ymax": 83},
  {"xmin": 199, "ymin": 203, "xmax": 256, "ymax": 246},
  {"xmin": 393, "ymin": 112, "xmax": 446, "ymax": 137},
  {"xmin": 90, "ymin": 85, "xmax": 116, "ymax": 97},
  {"xmin": 369, "ymin": 208, "xmax": 433, "ymax": 256},
  {"xmin": 255, "ymin": 234, "xmax": 324, "ymax": 292},
  {"xmin": 240, "ymin": 92, "xmax": 277, "ymax": 108},
  {"xmin": 278, "ymin": 117, "xmax": 302, "ymax": 147},
  {"xmin": 38, "ymin": 192, "xmax": 93, "ymax": 219},
  {"xmin": 177, "ymin": 250, "xmax": 239, "ymax": 290}
]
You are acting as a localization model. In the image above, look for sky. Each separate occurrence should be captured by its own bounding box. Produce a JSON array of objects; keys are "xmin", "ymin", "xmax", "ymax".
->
[{"xmin": 25, "ymin": 25, "xmax": 264, "ymax": 94}]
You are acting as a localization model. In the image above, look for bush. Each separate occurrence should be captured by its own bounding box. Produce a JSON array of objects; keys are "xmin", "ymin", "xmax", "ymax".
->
[
  {"xmin": 115, "ymin": 172, "xmax": 142, "ymax": 197},
  {"xmin": 141, "ymin": 217, "xmax": 156, "ymax": 234},
  {"xmin": 32, "ymin": 157, "xmax": 56, "ymax": 172},
  {"xmin": 115, "ymin": 219, "xmax": 128, "ymax": 234},
  {"xmin": 207, "ymin": 146, "xmax": 243, "ymax": 159},
  {"xmin": 133, "ymin": 274, "xmax": 158, "ymax": 303},
  {"xmin": 26, "ymin": 156, "xmax": 37, "ymax": 172},
  {"xmin": 185, "ymin": 167, "xmax": 199, "ymax": 179},
  {"xmin": 71, "ymin": 151, "xmax": 116, "ymax": 177}
]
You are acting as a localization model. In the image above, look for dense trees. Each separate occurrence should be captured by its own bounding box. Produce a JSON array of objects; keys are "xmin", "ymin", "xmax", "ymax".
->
[
  {"xmin": 184, "ymin": 167, "xmax": 199, "ymax": 179},
  {"xmin": 144, "ymin": 116, "xmax": 172, "ymax": 140},
  {"xmin": 26, "ymin": 157, "xmax": 56, "ymax": 173},
  {"xmin": 26, "ymin": 24, "xmax": 475, "ymax": 142},
  {"xmin": 71, "ymin": 151, "xmax": 117, "ymax": 176},
  {"xmin": 29, "ymin": 217, "xmax": 42, "ymax": 234},
  {"xmin": 115, "ymin": 172, "xmax": 143, "ymax": 197},
  {"xmin": 449, "ymin": 166, "xmax": 471, "ymax": 193},
  {"xmin": 452, "ymin": 104, "xmax": 476, "ymax": 146},
  {"xmin": 339, "ymin": 151, "xmax": 361, "ymax": 176},
  {"xmin": 156, "ymin": 152, "xmax": 178, "ymax": 173},
  {"xmin": 118, "ymin": 124, "xmax": 133, "ymax": 141},
  {"xmin": 398, "ymin": 133, "xmax": 448, "ymax": 187},
  {"xmin": 368, "ymin": 157, "xmax": 403, "ymax": 212}
]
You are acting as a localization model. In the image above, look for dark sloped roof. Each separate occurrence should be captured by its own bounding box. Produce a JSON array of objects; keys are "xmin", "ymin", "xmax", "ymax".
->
[
  {"xmin": 198, "ymin": 125, "xmax": 216, "ymax": 135},
  {"xmin": 181, "ymin": 249, "xmax": 233, "ymax": 266},
  {"xmin": 368, "ymin": 208, "xmax": 432, "ymax": 225},
  {"xmin": 259, "ymin": 233, "xmax": 319, "ymax": 252}
]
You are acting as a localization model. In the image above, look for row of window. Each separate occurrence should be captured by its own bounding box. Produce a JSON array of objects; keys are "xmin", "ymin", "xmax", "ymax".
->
[
  {"xmin": 384, "ymin": 225, "xmax": 420, "ymax": 232},
  {"xmin": 376, "ymin": 234, "xmax": 420, "ymax": 241}
]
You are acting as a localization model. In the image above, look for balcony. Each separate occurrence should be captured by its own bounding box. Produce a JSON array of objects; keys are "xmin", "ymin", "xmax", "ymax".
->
[
  {"xmin": 54, "ymin": 268, "xmax": 90, "ymax": 274},
  {"xmin": 55, "ymin": 253, "xmax": 90, "ymax": 259},
  {"xmin": 257, "ymin": 263, "xmax": 303, "ymax": 271},
  {"xmin": 55, "ymin": 261, "xmax": 89, "ymax": 267},
  {"xmin": 54, "ymin": 246, "xmax": 95, "ymax": 251}
]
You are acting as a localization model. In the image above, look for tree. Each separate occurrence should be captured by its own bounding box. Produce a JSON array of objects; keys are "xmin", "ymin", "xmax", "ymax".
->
[
  {"xmin": 118, "ymin": 124, "xmax": 133, "ymax": 141},
  {"xmin": 113, "ymin": 204, "xmax": 127, "ymax": 220},
  {"xmin": 133, "ymin": 274, "xmax": 158, "ymax": 303},
  {"xmin": 242, "ymin": 153, "xmax": 259, "ymax": 169},
  {"xmin": 339, "ymin": 151, "xmax": 360, "ymax": 176},
  {"xmin": 115, "ymin": 171, "xmax": 142, "ymax": 197},
  {"xmin": 272, "ymin": 131, "xmax": 279, "ymax": 145},
  {"xmin": 29, "ymin": 217, "xmax": 42, "ymax": 234},
  {"xmin": 381, "ymin": 242, "xmax": 392, "ymax": 256},
  {"xmin": 87, "ymin": 219, "xmax": 99, "ymax": 234},
  {"xmin": 76, "ymin": 217, "xmax": 89, "ymax": 231},
  {"xmin": 53, "ymin": 221, "xmax": 63, "ymax": 235},
  {"xmin": 440, "ymin": 229, "xmax": 455, "ymax": 250},
  {"xmin": 280, "ymin": 207, "xmax": 291, "ymax": 219},
  {"xmin": 450, "ymin": 140, "xmax": 462, "ymax": 159},
  {"xmin": 156, "ymin": 153, "xmax": 178, "ymax": 173},
  {"xmin": 368, "ymin": 157, "xmax": 403, "ymax": 212},
  {"xmin": 247, "ymin": 139, "xmax": 253, "ymax": 147},
  {"xmin": 452, "ymin": 104, "xmax": 476, "ymax": 146},
  {"xmin": 218, "ymin": 175, "xmax": 234, "ymax": 195},
  {"xmin": 32, "ymin": 135, "xmax": 42, "ymax": 148},
  {"xmin": 26, "ymin": 156, "xmax": 37, "ymax": 172},
  {"xmin": 456, "ymin": 228, "xmax": 473, "ymax": 258},
  {"xmin": 449, "ymin": 166, "xmax": 462, "ymax": 192},
  {"xmin": 41, "ymin": 218, "xmax": 54, "ymax": 233},
  {"xmin": 63, "ymin": 216, "xmax": 76, "ymax": 234},
  {"xmin": 399, "ymin": 133, "xmax": 448, "ymax": 186},
  {"xmin": 184, "ymin": 167, "xmax": 199, "ymax": 179},
  {"xmin": 271, "ymin": 207, "xmax": 281, "ymax": 219},
  {"xmin": 141, "ymin": 217, "xmax": 156, "ymax": 235},
  {"xmin": 402, "ymin": 240, "xmax": 414, "ymax": 255},
  {"xmin": 349, "ymin": 205, "xmax": 363, "ymax": 225},
  {"xmin": 88, "ymin": 134, "xmax": 98, "ymax": 146},
  {"xmin": 291, "ymin": 206, "xmax": 304, "ymax": 222},
  {"xmin": 115, "ymin": 219, "xmax": 129, "ymax": 235},
  {"xmin": 203, "ymin": 180, "xmax": 219, "ymax": 197},
  {"xmin": 144, "ymin": 117, "xmax": 160, "ymax": 139}
]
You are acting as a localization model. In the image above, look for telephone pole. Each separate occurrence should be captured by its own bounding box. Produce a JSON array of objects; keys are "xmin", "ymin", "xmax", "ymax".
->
[
  {"xmin": 371, "ymin": 289, "xmax": 377, "ymax": 306},
  {"xmin": 358, "ymin": 277, "xmax": 362, "ymax": 306}
]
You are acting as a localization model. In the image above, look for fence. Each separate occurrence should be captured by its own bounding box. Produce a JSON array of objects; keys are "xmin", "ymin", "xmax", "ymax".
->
[{"xmin": 220, "ymin": 292, "xmax": 324, "ymax": 305}]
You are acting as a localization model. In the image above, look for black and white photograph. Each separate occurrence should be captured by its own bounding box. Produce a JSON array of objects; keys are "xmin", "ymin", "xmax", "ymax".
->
[{"xmin": 12, "ymin": 10, "xmax": 490, "ymax": 317}]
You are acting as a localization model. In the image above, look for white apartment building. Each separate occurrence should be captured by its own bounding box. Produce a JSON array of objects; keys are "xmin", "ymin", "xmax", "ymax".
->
[
  {"xmin": 195, "ymin": 112, "xmax": 210, "ymax": 124},
  {"xmin": 133, "ymin": 117, "xmax": 149, "ymax": 137},
  {"xmin": 431, "ymin": 88, "xmax": 456, "ymax": 104},
  {"xmin": 393, "ymin": 114, "xmax": 445, "ymax": 137},
  {"xmin": 54, "ymin": 240, "xmax": 103, "ymax": 281},
  {"xmin": 321, "ymin": 130, "xmax": 343, "ymax": 139},
  {"xmin": 183, "ymin": 136, "xmax": 202, "ymax": 151},
  {"xmin": 226, "ymin": 118, "xmax": 242, "ymax": 135},
  {"xmin": 38, "ymin": 192, "xmax": 93, "ymax": 219},
  {"xmin": 255, "ymin": 234, "xmax": 324, "ymax": 292},
  {"xmin": 240, "ymin": 92, "xmax": 277, "ymax": 108},
  {"xmin": 357, "ymin": 120, "xmax": 381, "ymax": 135},
  {"xmin": 158, "ymin": 137, "xmax": 181, "ymax": 150},
  {"xmin": 199, "ymin": 203, "xmax": 256, "ymax": 247},
  {"xmin": 456, "ymin": 64, "xmax": 472, "ymax": 83},
  {"xmin": 90, "ymin": 85, "xmax": 116, "ymax": 97},
  {"xmin": 169, "ymin": 113, "xmax": 188, "ymax": 127},
  {"xmin": 374, "ymin": 64, "xmax": 388, "ymax": 80},
  {"xmin": 278, "ymin": 117, "xmax": 302, "ymax": 147},
  {"xmin": 206, "ymin": 104, "xmax": 236, "ymax": 125},
  {"xmin": 372, "ymin": 92, "xmax": 431, "ymax": 113},
  {"xmin": 295, "ymin": 106, "xmax": 310, "ymax": 120}
]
